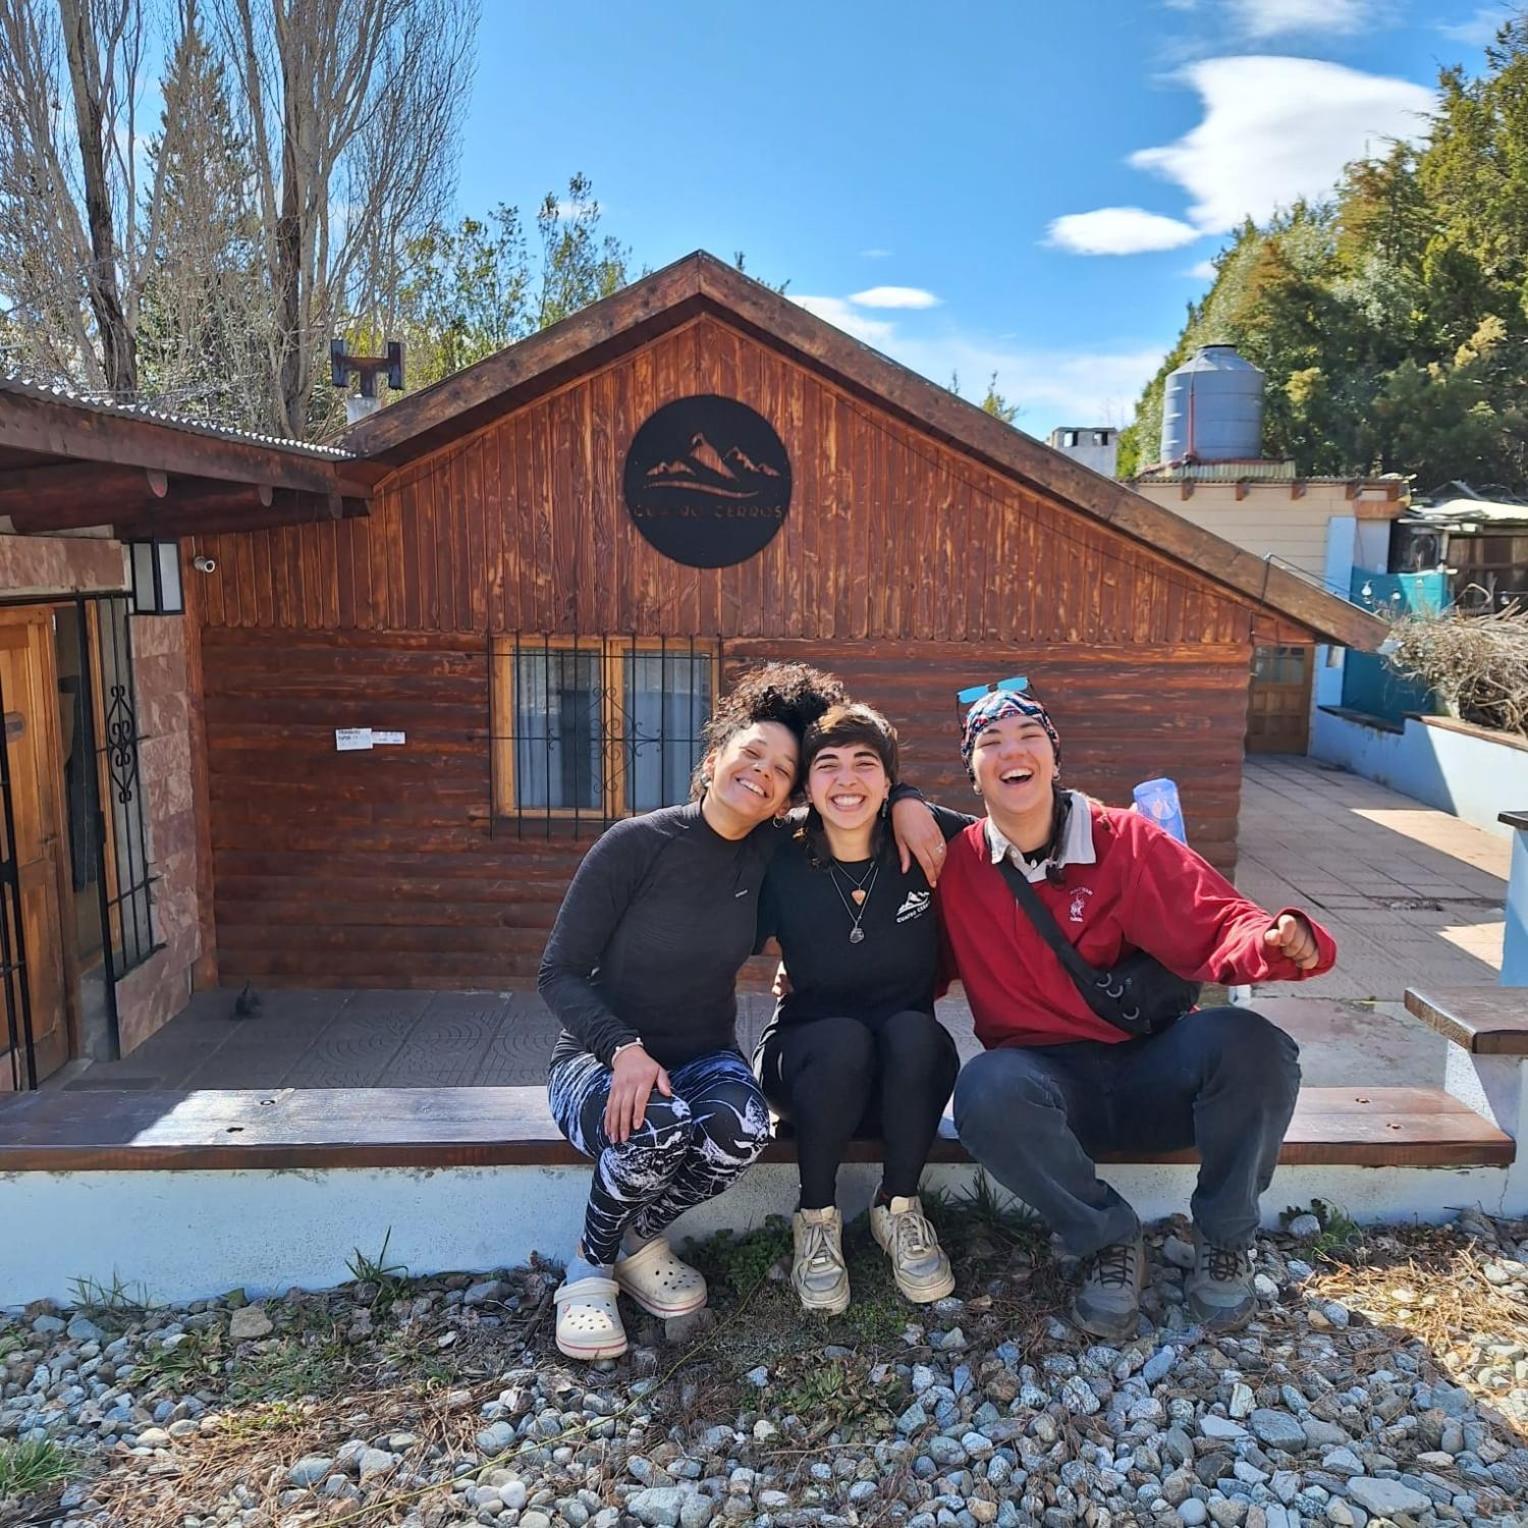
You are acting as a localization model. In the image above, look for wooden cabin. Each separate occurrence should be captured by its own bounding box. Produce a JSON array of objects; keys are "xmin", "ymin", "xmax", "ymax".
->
[{"xmin": 185, "ymin": 253, "xmax": 1381, "ymax": 994}]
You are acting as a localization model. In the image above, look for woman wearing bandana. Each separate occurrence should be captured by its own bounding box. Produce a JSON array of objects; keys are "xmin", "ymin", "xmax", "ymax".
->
[{"xmin": 936, "ymin": 687, "xmax": 1335, "ymax": 1340}]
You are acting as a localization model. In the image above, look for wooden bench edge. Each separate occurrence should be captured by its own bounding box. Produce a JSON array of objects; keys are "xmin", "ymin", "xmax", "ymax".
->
[{"xmin": 1405, "ymin": 986, "xmax": 1528, "ymax": 1055}]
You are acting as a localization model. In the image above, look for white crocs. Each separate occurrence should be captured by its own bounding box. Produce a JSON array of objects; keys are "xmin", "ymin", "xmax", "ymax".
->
[
  {"xmin": 553, "ymin": 1276, "xmax": 628, "ymax": 1360},
  {"xmin": 614, "ymin": 1236, "xmax": 708, "ymax": 1318}
]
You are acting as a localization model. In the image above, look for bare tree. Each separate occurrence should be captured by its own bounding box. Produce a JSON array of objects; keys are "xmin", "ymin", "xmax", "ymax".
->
[
  {"xmin": 0, "ymin": 0, "xmax": 476, "ymax": 436},
  {"xmin": 0, "ymin": 0, "xmax": 138, "ymax": 386},
  {"xmin": 214, "ymin": 0, "xmax": 478, "ymax": 435}
]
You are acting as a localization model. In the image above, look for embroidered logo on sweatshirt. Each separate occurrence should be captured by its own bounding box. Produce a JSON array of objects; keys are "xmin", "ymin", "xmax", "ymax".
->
[
  {"xmin": 896, "ymin": 890, "xmax": 932, "ymax": 924},
  {"xmin": 1068, "ymin": 887, "xmax": 1094, "ymax": 923}
]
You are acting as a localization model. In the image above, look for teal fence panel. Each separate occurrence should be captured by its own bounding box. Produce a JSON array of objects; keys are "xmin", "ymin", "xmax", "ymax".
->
[{"xmin": 1340, "ymin": 571, "xmax": 1446, "ymax": 724}]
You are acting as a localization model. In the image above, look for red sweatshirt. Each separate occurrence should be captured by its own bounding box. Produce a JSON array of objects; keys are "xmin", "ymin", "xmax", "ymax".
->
[{"xmin": 937, "ymin": 802, "xmax": 1337, "ymax": 1050}]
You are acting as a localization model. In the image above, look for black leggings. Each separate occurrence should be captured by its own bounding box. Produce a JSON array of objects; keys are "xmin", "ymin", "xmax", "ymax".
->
[{"xmin": 755, "ymin": 1010, "xmax": 960, "ymax": 1210}]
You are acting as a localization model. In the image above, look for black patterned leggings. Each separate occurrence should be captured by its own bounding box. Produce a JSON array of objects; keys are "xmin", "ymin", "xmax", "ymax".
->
[{"xmin": 547, "ymin": 1048, "xmax": 772, "ymax": 1266}]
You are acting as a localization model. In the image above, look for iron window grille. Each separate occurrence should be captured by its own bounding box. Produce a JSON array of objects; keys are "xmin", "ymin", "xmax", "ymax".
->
[
  {"xmin": 90, "ymin": 596, "xmax": 158, "ymax": 978},
  {"xmin": 490, "ymin": 635, "xmax": 717, "ymax": 835}
]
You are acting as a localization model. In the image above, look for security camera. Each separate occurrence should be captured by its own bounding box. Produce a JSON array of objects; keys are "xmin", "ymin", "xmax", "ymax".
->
[{"xmin": 193, "ymin": 554, "xmax": 216, "ymax": 574}]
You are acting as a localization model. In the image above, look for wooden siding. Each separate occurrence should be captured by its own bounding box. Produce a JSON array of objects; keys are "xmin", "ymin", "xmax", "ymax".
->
[
  {"xmin": 196, "ymin": 316, "xmax": 1267, "ymax": 649},
  {"xmin": 198, "ymin": 314, "xmax": 1262, "ymax": 989},
  {"xmin": 206, "ymin": 629, "xmax": 1250, "ymax": 989}
]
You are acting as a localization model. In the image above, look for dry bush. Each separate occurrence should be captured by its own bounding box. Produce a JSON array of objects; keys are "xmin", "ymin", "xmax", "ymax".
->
[{"xmin": 1385, "ymin": 598, "xmax": 1528, "ymax": 736}]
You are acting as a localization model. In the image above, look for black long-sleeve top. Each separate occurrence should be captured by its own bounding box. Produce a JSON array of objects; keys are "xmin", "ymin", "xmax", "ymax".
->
[
  {"xmin": 756, "ymin": 804, "xmax": 973, "ymax": 1031},
  {"xmin": 539, "ymin": 803, "xmax": 773, "ymax": 1070}
]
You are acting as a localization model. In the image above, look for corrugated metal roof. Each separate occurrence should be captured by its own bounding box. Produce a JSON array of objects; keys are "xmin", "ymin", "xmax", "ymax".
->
[
  {"xmin": 1410, "ymin": 497, "xmax": 1528, "ymax": 525},
  {"xmin": 0, "ymin": 371, "xmax": 355, "ymax": 460},
  {"xmin": 1133, "ymin": 460, "xmax": 1409, "ymax": 489}
]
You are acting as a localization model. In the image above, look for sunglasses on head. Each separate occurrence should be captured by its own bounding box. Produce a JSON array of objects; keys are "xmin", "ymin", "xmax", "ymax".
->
[{"xmin": 955, "ymin": 675, "xmax": 1029, "ymax": 705}]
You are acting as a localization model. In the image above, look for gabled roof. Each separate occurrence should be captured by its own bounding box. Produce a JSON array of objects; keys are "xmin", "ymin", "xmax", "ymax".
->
[{"xmin": 341, "ymin": 251, "xmax": 1386, "ymax": 650}]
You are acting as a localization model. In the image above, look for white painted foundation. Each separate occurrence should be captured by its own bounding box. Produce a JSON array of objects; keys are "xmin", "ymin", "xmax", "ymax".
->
[{"xmin": 2, "ymin": 1159, "xmax": 1516, "ymax": 1307}]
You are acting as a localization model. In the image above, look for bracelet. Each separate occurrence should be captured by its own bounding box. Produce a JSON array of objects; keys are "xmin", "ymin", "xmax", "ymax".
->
[{"xmin": 611, "ymin": 1040, "xmax": 645, "ymax": 1063}]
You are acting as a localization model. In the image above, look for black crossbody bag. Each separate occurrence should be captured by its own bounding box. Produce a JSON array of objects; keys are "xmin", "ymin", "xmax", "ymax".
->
[{"xmin": 995, "ymin": 859, "xmax": 1199, "ymax": 1038}]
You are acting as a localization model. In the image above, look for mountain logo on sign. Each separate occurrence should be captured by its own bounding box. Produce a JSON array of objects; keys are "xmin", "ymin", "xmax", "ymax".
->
[
  {"xmin": 644, "ymin": 432, "xmax": 783, "ymax": 501},
  {"xmin": 623, "ymin": 394, "xmax": 792, "ymax": 569}
]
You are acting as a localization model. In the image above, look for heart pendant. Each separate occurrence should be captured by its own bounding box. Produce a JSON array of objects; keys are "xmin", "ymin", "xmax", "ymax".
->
[
  {"xmin": 851, "ymin": 888, "xmax": 868, "ymax": 905},
  {"xmin": 849, "ymin": 926, "xmax": 865, "ymax": 944}
]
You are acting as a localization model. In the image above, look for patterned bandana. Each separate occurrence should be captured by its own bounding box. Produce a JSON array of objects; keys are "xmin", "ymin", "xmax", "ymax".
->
[{"xmin": 959, "ymin": 689, "xmax": 1062, "ymax": 777}]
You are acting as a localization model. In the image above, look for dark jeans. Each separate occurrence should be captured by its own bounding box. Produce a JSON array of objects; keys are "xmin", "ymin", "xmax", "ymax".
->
[
  {"xmin": 953, "ymin": 1007, "xmax": 1301, "ymax": 1257},
  {"xmin": 756, "ymin": 1010, "xmax": 960, "ymax": 1210}
]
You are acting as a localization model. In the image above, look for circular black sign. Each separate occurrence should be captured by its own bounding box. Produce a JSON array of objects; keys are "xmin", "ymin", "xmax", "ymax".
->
[{"xmin": 623, "ymin": 394, "xmax": 791, "ymax": 568}]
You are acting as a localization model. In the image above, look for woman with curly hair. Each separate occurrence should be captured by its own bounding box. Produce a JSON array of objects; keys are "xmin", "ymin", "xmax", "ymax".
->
[{"xmin": 539, "ymin": 663, "xmax": 944, "ymax": 1360}]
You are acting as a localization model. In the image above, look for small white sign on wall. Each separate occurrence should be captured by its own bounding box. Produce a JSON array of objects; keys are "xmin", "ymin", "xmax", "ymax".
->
[
  {"xmin": 374, "ymin": 731, "xmax": 406, "ymax": 746},
  {"xmin": 335, "ymin": 728, "xmax": 373, "ymax": 751}
]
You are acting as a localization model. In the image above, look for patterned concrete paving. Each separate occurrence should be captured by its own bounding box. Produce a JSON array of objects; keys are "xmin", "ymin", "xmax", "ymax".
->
[{"xmin": 61, "ymin": 757, "xmax": 1510, "ymax": 1093}]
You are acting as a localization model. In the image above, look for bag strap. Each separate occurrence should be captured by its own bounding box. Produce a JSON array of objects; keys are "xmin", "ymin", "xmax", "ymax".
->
[{"xmin": 992, "ymin": 855, "xmax": 1139, "ymax": 1030}]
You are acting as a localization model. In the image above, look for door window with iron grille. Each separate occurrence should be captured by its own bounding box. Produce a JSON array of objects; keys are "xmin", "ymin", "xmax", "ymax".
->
[{"xmin": 492, "ymin": 638, "xmax": 716, "ymax": 830}]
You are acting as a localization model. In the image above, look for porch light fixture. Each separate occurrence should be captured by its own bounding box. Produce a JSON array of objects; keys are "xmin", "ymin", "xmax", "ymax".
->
[{"xmin": 128, "ymin": 539, "xmax": 184, "ymax": 615}]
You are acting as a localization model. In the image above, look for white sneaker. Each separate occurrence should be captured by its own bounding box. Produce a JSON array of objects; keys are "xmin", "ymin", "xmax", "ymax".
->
[
  {"xmin": 792, "ymin": 1206, "xmax": 850, "ymax": 1314},
  {"xmin": 870, "ymin": 1194, "xmax": 955, "ymax": 1303}
]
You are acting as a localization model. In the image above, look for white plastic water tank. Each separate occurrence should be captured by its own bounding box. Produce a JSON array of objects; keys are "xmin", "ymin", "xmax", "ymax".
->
[{"xmin": 1160, "ymin": 345, "xmax": 1263, "ymax": 464}]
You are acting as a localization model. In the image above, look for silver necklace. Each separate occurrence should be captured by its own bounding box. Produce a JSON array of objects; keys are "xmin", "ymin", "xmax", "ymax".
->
[{"xmin": 828, "ymin": 860, "xmax": 879, "ymax": 943}]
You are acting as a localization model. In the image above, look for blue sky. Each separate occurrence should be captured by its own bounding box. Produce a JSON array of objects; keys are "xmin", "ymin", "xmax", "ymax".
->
[{"xmin": 457, "ymin": 1, "xmax": 1507, "ymax": 441}]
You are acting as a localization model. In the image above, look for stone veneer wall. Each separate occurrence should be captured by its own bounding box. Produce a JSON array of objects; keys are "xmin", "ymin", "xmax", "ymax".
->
[
  {"xmin": 115, "ymin": 604, "xmax": 202, "ymax": 1053},
  {"xmin": 0, "ymin": 533, "xmax": 205, "ymax": 1056}
]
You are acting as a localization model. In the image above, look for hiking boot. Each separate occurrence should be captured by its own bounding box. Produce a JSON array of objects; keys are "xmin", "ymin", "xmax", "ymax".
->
[
  {"xmin": 1187, "ymin": 1226, "xmax": 1256, "ymax": 1331},
  {"xmin": 792, "ymin": 1206, "xmax": 850, "ymax": 1314},
  {"xmin": 1071, "ymin": 1233, "xmax": 1145, "ymax": 1342},
  {"xmin": 870, "ymin": 1194, "xmax": 955, "ymax": 1303}
]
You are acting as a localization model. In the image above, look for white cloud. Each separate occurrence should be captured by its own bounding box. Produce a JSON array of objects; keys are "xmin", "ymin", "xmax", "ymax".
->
[
  {"xmin": 787, "ymin": 289, "xmax": 1164, "ymax": 430},
  {"xmin": 1227, "ymin": 0, "xmax": 1375, "ymax": 37},
  {"xmin": 1046, "ymin": 207, "xmax": 1202, "ymax": 255},
  {"xmin": 892, "ymin": 333, "xmax": 1165, "ymax": 430},
  {"xmin": 1438, "ymin": 5, "xmax": 1509, "ymax": 45},
  {"xmin": 790, "ymin": 295, "xmax": 895, "ymax": 345},
  {"xmin": 849, "ymin": 285, "xmax": 942, "ymax": 309},
  {"xmin": 859, "ymin": 247, "xmax": 893, "ymax": 259},
  {"xmin": 1186, "ymin": 258, "xmax": 1220, "ymax": 279},
  {"xmin": 1129, "ymin": 56, "xmax": 1435, "ymax": 234}
]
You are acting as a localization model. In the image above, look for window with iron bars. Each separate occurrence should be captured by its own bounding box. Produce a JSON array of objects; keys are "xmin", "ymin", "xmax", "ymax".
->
[{"xmin": 490, "ymin": 636, "xmax": 717, "ymax": 832}]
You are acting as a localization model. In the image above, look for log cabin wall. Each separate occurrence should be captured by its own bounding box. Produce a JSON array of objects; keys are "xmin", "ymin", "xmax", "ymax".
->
[{"xmin": 195, "ymin": 314, "xmax": 1265, "ymax": 989}]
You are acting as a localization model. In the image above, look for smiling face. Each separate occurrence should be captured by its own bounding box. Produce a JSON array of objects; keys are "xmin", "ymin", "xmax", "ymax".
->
[
  {"xmin": 806, "ymin": 742, "xmax": 890, "ymax": 836},
  {"xmin": 970, "ymin": 712, "xmax": 1058, "ymax": 816},
  {"xmin": 705, "ymin": 720, "xmax": 799, "ymax": 826}
]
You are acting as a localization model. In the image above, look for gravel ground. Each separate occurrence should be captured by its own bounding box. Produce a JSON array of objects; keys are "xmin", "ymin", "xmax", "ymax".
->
[{"xmin": 2, "ymin": 1206, "xmax": 1526, "ymax": 1528}]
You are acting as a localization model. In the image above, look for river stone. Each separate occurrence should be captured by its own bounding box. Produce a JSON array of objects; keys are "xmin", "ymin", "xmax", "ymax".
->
[
  {"xmin": 1345, "ymin": 1477, "xmax": 1431, "ymax": 1516},
  {"xmin": 228, "ymin": 1305, "xmax": 274, "ymax": 1341},
  {"xmin": 287, "ymin": 1456, "xmax": 334, "ymax": 1487},
  {"xmin": 630, "ymin": 1486, "xmax": 691, "ymax": 1526},
  {"xmin": 1249, "ymin": 1410, "xmax": 1307, "ymax": 1451}
]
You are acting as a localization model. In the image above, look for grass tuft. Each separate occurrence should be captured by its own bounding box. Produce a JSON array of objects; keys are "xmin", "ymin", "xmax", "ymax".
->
[
  {"xmin": 0, "ymin": 1438, "xmax": 74, "ymax": 1500},
  {"xmin": 1282, "ymin": 1198, "xmax": 1364, "ymax": 1261},
  {"xmin": 346, "ymin": 1230, "xmax": 411, "ymax": 1317}
]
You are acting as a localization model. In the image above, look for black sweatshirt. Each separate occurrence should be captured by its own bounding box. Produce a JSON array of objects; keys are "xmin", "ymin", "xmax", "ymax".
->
[
  {"xmin": 756, "ymin": 804, "xmax": 973, "ymax": 1030},
  {"xmin": 538, "ymin": 788, "xmax": 929, "ymax": 1071}
]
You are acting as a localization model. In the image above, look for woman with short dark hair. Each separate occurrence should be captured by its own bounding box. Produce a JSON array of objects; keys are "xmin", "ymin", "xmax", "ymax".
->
[{"xmin": 754, "ymin": 702, "xmax": 963, "ymax": 1315}]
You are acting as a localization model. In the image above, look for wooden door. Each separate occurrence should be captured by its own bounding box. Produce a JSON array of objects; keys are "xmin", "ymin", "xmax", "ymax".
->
[
  {"xmin": 1246, "ymin": 643, "xmax": 1313, "ymax": 755},
  {"xmin": 0, "ymin": 614, "xmax": 71, "ymax": 1088}
]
